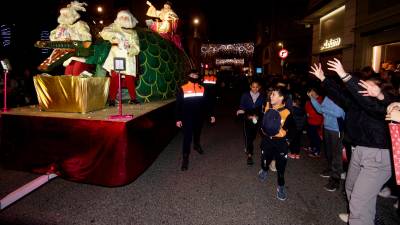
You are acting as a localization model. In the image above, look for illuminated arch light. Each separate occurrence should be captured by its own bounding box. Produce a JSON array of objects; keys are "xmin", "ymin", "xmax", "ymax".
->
[
  {"xmin": 215, "ymin": 58, "xmax": 245, "ymax": 66},
  {"xmin": 201, "ymin": 43, "xmax": 254, "ymax": 56},
  {"xmin": 40, "ymin": 30, "xmax": 50, "ymax": 55},
  {"xmin": 1, "ymin": 24, "xmax": 12, "ymax": 48}
]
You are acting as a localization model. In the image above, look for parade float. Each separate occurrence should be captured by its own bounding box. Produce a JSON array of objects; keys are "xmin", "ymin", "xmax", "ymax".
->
[{"xmin": 0, "ymin": 1, "xmax": 191, "ymax": 194}]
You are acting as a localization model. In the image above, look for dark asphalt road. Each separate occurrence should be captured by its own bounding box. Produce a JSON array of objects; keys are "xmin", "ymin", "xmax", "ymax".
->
[{"xmin": 0, "ymin": 100, "xmax": 399, "ymax": 225}]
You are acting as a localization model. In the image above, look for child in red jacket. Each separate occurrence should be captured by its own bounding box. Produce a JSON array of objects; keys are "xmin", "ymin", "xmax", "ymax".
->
[{"xmin": 304, "ymin": 87, "xmax": 323, "ymax": 157}]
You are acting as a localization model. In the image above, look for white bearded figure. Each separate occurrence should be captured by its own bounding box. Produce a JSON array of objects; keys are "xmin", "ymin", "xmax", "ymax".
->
[
  {"xmin": 49, "ymin": 1, "xmax": 92, "ymax": 75},
  {"xmin": 100, "ymin": 10, "xmax": 141, "ymax": 105}
]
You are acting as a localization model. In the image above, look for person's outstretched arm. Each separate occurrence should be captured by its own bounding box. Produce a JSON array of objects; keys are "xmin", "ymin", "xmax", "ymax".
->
[
  {"xmin": 309, "ymin": 63, "xmax": 351, "ymax": 109},
  {"xmin": 326, "ymin": 58, "xmax": 386, "ymax": 116}
]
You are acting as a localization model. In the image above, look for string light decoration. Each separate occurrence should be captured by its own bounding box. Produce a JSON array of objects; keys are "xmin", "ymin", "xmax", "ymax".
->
[
  {"xmin": 215, "ymin": 58, "xmax": 244, "ymax": 66},
  {"xmin": 0, "ymin": 25, "xmax": 12, "ymax": 48},
  {"xmin": 201, "ymin": 43, "xmax": 254, "ymax": 57},
  {"xmin": 40, "ymin": 30, "xmax": 51, "ymax": 55}
]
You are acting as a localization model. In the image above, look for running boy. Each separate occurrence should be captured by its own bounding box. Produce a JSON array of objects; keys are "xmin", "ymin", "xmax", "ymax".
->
[{"xmin": 258, "ymin": 86, "xmax": 294, "ymax": 200}]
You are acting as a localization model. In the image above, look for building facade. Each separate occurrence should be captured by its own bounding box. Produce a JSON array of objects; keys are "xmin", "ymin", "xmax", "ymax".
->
[
  {"xmin": 303, "ymin": 0, "xmax": 356, "ymax": 72},
  {"xmin": 354, "ymin": 0, "xmax": 400, "ymax": 72},
  {"xmin": 254, "ymin": 0, "xmax": 311, "ymax": 76},
  {"xmin": 303, "ymin": 0, "xmax": 400, "ymax": 73}
]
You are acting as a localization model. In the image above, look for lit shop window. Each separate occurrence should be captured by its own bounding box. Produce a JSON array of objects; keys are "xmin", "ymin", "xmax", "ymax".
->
[
  {"xmin": 319, "ymin": 6, "xmax": 345, "ymax": 52},
  {"xmin": 372, "ymin": 42, "xmax": 400, "ymax": 73}
]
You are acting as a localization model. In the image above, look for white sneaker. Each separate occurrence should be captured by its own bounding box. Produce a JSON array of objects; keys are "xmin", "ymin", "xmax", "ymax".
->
[
  {"xmin": 378, "ymin": 187, "xmax": 391, "ymax": 197},
  {"xmin": 338, "ymin": 213, "xmax": 349, "ymax": 223},
  {"xmin": 378, "ymin": 187, "xmax": 397, "ymax": 198},
  {"xmin": 269, "ymin": 160, "xmax": 277, "ymax": 172}
]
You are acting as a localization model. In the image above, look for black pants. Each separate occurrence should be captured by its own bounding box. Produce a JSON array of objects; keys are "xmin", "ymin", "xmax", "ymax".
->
[
  {"xmin": 243, "ymin": 119, "xmax": 258, "ymax": 156},
  {"xmin": 323, "ymin": 129, "xmax": 343, "ymax": 180},
  {"xmin": 307, "ymin": 125, "xmax": 321, "ymax": 154},
  {"xmin": 260, "ymin": 138, "xmax": 288, "ymax": 186},
  {"xmin": 182, "ymin": 115, "xmax": 203, "ymax": 156},
  {"xmin": 290, "ymin": 129, "xmax": 302, "ymax": 154}
]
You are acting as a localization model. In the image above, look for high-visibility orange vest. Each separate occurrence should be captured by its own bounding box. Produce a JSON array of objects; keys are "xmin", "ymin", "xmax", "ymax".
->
[
  {"xmin": 182, "ymin": 81, "xmax": 204, "ymax": 98},
  {"xmin": 203, "ymin": 75, "xmax": 217, "ymax": 84}
]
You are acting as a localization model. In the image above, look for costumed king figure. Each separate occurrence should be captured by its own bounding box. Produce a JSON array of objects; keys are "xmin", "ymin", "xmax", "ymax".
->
[
  {"xmin": 176, "ymin": 69, "xmax": 216, "ymax": 171},
  {"xmin": 145, "ymin": 1, "xmax": 182, "ymax": 49},
  {"xmin": 146, "ymin": 1, "xmax": 178, "ymax": 34},
  {"xmin": 49, "ymin": 1, "xmax": 92, "ymax": 76},
  {"xmin": 100, "ymin": 10, "xmax": 141, "ymax": 105}
]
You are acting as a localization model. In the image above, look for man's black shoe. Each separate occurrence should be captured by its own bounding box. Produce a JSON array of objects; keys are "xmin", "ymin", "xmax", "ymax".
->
[
  {"xmin": 324, "ymin": 178, "xmax": 339, "ymax": 192},
  {"xmin": 181, "ymin": 156, "xmax": 189, "ymax": 171},
  {"xmin": 194, "ymin": 144, "xmax": 204, "ymax": 154},
  {"xmin": 108, "ymin": 99, "xmax": 116, "ymax": 107},
  {"xmin": 128, "ymin": 99, "xmax": 141, "ymax": 105}
]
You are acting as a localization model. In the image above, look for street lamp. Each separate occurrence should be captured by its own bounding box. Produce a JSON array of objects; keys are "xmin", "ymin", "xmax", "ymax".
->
[
  {"xmin": 97, "ymin": 6, "xmax": 103, "ymax": 13},
  {"xmin": 278, "ymin": 42, "xmax": 285, "ymax": 75},
  {"xmin": 193, "ymin": 17, "xmax": 200, "ymax": 38}
]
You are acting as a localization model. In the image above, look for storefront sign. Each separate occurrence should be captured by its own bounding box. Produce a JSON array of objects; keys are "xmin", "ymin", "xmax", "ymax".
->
[{"xmin": 320, "ymin": 37, "xmax": 341, "ymax": 51}]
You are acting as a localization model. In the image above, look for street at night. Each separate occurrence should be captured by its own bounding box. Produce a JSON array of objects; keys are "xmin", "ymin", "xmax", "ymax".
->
[
  {"xmin": 1, "ymin": 0, "xmax": 400, "ymax": 225},
  {"xmin": 1, "ymin": 101, "xmax": 398, "ymax": 225}
]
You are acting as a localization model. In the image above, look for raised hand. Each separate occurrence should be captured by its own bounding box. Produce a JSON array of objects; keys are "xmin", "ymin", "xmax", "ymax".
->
[
  {"xmin": 176, "ymin": 121, "xmax": 182, "ymax": 128},
  {"xmin": 327, "ymin": 58, "xmax": 347, "ymax": 78},
  {"xmin": 387, "ymin": 102, "xmax": 400, "ymax": 114},
  {"xmin": 309, "ymin": 63, "xmax": 325, "ymax": 81},
  {"xmin": 386, "ymin": 109, "xmax": 400, "ymax": 122},
  {"xmin": 358, "ymin": 80, "xmax": 384, "ymax": 100},
  {"xmin": 306, "ymin": 91, "xmax": 313, "ymax": 99},
  {"xmin": 307, "ymin": 89, "xmax": 317, "ymax": 99}
]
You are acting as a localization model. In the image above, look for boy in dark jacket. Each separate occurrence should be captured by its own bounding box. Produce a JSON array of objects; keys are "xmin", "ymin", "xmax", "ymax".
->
[{"xmin": 236, "ymin": 79, "xmax": 265, "ymax": 165}]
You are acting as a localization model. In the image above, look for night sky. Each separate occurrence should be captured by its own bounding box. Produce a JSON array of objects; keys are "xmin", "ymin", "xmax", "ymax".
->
[
  {"xmin": 0, "ymin": 0, "xmax": 309, "ymax": 70},
  {"xmin": 1, "ymin": 0, "xmax": 309, "ymax": 43}
]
